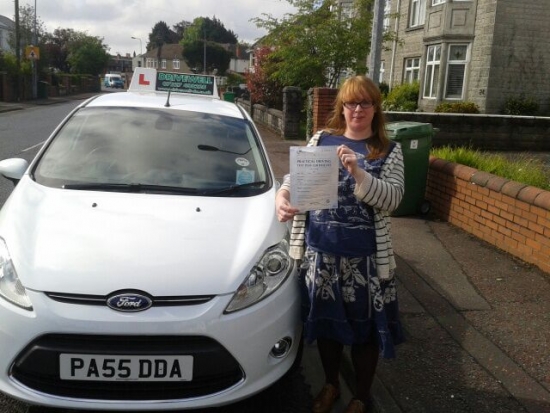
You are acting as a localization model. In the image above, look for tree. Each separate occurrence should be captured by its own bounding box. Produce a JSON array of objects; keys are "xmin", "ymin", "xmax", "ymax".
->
[
  {"xmin": 66, "ymin": 33, "xmax": 110, "ymax": 75},
  {"xmin": 246, "ymin": 46, "xmax": 283, "ymax": 108},
  {"xmin": 9, "ymin": 4, "xmax": 47, "ymax": 49},
  {"xmin": 42, "ymin": 28, "xmax": 75, "ymax": 73},
  {"xmin": 252, "ymin": 0, "xmax": 373, "ymax": 90},
  {"xmin": 181, "ymin": 17, "xmax": 237, "ymax": 75},
  {"xmin": 9, "ymin": 4, "xmax": 49, "ymax": 76},
  {"xmin": 182, "ymin": 40, "xmax": 231, "ymax": 75},
  {"xmin": 182, "ymin": 17, "xmax": 238, "ymax": 45},
  {"xmin": 147, "ymin": 21, "xmax": 179, "ymax": 51},
  {"xmin": 173, "ymin": 20, "xmax": 192, "ymax": 40}
]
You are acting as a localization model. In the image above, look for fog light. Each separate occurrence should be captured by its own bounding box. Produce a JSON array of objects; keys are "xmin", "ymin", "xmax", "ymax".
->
[{"xmin": 270, "ymin": 337, "xmax": 292, "ymax": 358}]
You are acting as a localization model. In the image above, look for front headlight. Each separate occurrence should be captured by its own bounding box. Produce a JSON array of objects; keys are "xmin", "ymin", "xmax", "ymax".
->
[
  {"xmin": 225, "ymin": 238, "xmax": 294, "ymax": 313},
  {"xmin": 0, "ymin": 238, "xmax": 33, "ymax": 310}
]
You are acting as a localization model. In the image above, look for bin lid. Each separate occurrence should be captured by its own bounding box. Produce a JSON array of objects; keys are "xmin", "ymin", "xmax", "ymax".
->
[{"xmin": 386, "ymin": 121, "xmax": 434, "ymax": 139}]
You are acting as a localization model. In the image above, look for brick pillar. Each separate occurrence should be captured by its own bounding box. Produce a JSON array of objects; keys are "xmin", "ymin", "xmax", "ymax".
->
[
  {"xmin": 282, "ymin": 86, "xmax": 302, "ymax": 138},
  {"xmin": 313, "ymin": 87, "xmax": 338, "ymax": 133}
]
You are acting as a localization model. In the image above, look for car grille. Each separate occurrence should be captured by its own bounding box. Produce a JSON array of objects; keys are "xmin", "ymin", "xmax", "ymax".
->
[
  {"xmin": 45, "ymin": 292, "xmax": 214, "ymax": 306},
  {"xmin": 10, "ymin": 334, "xmax": 243, "ymax": 400}
]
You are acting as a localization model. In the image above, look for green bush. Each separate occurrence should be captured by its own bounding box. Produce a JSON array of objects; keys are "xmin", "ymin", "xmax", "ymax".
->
[
  {"xmin": 226, "ymin": 72, "xmax": 246, "ymax": 87},
  {"xmin": 502, "ymin": 95, "xmax": 539, "ymax": 116},
  {"xmin": 435, "ymin": 101, "xmax": 480, "ymax": 113},
  {"xmin": 378, "ymin": 82, "xmax": 389, "ymax": 97},
  {"xmin": 382, "ymin": 82, "xmax": 419, "ymax": 112}
]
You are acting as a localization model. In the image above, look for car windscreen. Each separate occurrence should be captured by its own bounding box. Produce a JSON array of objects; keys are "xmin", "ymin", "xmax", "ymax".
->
[{"xmin": 32, "ymin": 106, "xmax": 271, "ymax": 196}]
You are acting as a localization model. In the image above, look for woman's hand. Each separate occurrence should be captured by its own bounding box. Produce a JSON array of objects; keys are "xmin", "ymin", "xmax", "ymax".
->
[
  {"xmin": 337, "ymin": 145, "xmax": 366, "ymax": 184},
  {"xmin": 337, "ymin": 145, "xmax": 360, "ymax": 174},
  {"xmin": 275, "ymin": 190, "xmax": 300, "ymax": 222}
]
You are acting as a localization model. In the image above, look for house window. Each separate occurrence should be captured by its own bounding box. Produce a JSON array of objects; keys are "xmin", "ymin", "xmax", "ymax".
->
[
  {"xmin": 379, "ymin": 61, "xmax": 385, "ymax": 84},
  {"xmin": 432, "ymin": 0, "xmax": 445, "ymax": 5},
  {"xmin": 445, "ymin": 44, "xmax": 469, "ymax": 99},
  {"xmin": 161, "ymin": 59, "xmax": 167, "ymax": 69},
  {"xmin": 423, "ymin": 44, "xmax": 441, "ymax": 98},
  {"xmin": 383, "ymin": 0, "xmax": 391, "ymax": 31},
  {"xmin": 409, "ymin": 0, "xmax": 426, "ymax": 27},
  {"xmin": 404, "ymin": 57, "xmax": 421, "ymax": 83},
  {"xmin": 146, "ymin": 58, "xmax": 154, "ymax": 68},
  {"xmin": 173, "ymin": 59, "xmax": 180, "ymax": 70}
]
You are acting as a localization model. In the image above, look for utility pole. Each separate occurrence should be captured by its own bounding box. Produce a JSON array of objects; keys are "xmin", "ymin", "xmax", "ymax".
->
[
  {"xmin": 15, "ymin": 0, "xmax": 21, "ymax": 101},
  {"xmin": 32, "ymin": 0, "xmax": 38, "ymax": 99},
  {"xmin": 368, "ymin": 0, "xmax": 385, "ymax": 85},
  {"xmin": 203, "ymin": 29, "xmax": 206, "ymax": 74}
]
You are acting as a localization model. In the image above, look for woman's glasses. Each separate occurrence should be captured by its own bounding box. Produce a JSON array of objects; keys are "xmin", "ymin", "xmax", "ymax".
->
[{"xmin": 343, "ymin": 101, "xmax": 374, "ymax": 110}]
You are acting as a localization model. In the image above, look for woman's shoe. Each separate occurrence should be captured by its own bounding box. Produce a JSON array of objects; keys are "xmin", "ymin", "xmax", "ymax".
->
[
  {"xmin": 312, "ymin": 383, "xmax": 340, "ymax": 413},
  {"xmin": 343, "ymin": 398, "xmax": 368, "ymax": 413}
]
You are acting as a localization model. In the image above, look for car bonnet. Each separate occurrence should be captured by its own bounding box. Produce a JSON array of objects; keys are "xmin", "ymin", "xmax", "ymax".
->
[{"xmin": 0, "ymin": 179, "xmax": 285, "ymax": 297}]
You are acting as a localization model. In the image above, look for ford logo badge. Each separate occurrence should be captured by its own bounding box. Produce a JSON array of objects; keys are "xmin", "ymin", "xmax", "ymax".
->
[{"xmin": 106, "ymin": 291, "xmax": 153, "ymax": 312}]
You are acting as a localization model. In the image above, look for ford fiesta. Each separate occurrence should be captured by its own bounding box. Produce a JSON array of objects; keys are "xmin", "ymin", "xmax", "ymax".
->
[{"xmin": 0, "ymin": 68, "xmax": 302, "ymax": 410}]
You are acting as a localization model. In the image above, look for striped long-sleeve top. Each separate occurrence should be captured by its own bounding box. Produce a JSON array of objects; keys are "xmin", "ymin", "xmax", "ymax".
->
[{"xmin": 279, "ymin": 130, "xmax": 405, "ymax": 280}]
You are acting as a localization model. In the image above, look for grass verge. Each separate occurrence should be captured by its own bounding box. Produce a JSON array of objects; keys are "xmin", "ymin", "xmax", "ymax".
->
[{"xmin": 430, "ymin": 146, "xmax": 550, "ymax": 191}]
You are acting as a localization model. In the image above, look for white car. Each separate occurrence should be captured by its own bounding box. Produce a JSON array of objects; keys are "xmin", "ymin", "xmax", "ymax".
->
[{"xmin": 0, "ymin": 68, "xmax": 302, "ymax": 410}]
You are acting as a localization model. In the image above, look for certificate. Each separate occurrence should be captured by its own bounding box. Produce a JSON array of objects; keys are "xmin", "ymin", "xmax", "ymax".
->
[{"xmin": 289, "ymin": 146, "xmax": 339, "ymax": 211}]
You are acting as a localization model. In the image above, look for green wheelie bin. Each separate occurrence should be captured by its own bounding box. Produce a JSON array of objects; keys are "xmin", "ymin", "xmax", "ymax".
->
[
  {"xmin": 223, "ymin": 91, "xmax": 235, "ymax": 102},
  {"xmin": 386, "ymin": 121, "xmax": 435, "ymax": 216}
]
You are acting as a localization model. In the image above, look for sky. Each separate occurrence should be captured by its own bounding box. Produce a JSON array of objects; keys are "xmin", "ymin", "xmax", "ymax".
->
[{"xmin": 0, "ymin": 0, "xmax": 297, "ymax": 56}]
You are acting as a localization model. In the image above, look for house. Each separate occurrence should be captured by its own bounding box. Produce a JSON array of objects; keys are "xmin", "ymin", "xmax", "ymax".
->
[
  {"xmin": 380, "ymin": 0, "xmax": 550, "ymax": 114},
  {"xmin": 106, "ymin": 53, "xmax": 133, "ymax": 78},
  {"xmin": 140, "ymin": 44, "xmax": 190, "ymax": 73},
  {"xmin": 224, "ymin": 43, "xmax": 251, "ymax": 75},
  {"xmin": 0, "ymin": 15, "xmax": 15, "ymax": 54}
]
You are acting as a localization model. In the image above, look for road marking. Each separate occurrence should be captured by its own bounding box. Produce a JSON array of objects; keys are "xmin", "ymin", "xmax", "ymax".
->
[{"xmin": 22, "ymin": 142, "xmax": 45, "ymax": 152}]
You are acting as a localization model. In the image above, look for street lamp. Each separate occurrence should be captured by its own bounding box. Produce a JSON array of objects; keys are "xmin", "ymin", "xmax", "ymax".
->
[
  {"xmin": 131, "ymin": 36, "xmax": 143, "ymax": 55},
  {"xmin": 131, "ymin": 36, "xmax": 143, "ymax": 69},
  {"xmin": 32, "ymin": 0, "xmax": 37, "ymax": 99}
]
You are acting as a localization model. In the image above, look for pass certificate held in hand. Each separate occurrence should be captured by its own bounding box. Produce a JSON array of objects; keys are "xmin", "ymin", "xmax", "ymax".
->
[{"xmin": 289, "ymin": 146, "xmax": 339, "ymax": 212}]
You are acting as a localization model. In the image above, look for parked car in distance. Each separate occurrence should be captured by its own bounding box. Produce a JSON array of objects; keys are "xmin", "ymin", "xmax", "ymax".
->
[
  {"xmin": 0, "ymin": 68, "xmax": 302, "ymax": 411},
  {"xmin": 104, "ymin": 73, "xmax": 124, "ymax": 89}
]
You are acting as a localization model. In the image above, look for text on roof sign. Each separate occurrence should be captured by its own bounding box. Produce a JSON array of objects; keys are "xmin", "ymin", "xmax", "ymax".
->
[{"xmin": 156, "ymin": 72, "xmax": 215, "ymax": 96}]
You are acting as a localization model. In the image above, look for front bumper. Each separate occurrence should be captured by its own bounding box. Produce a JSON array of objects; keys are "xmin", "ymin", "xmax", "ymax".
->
[{"xmin": 0, "ymin": 275, "xmax": 302, "ymax": 410}]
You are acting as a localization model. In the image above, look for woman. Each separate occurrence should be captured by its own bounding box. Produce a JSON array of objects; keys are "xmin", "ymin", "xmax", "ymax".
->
[{"xmin": 275, "ymin": 76, "xmax": 405, "ymax": 413}]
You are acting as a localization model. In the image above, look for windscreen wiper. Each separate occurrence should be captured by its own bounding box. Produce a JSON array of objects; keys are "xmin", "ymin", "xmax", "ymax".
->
[
  {"xmin": 202, "ymin": 181, "xmax": 267, "ymax": 196},
  {"xmin": 62, "ymin": 183, "xmax": 198, "ymax": 194}
]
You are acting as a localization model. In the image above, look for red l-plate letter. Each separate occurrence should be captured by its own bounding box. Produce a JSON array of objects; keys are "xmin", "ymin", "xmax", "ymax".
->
[{"xmin": 139, "ymin": 74, "xmax": 150, "ymax": 85}]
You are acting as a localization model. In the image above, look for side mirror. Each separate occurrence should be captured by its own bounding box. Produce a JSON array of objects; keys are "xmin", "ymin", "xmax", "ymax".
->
[{"xmin": 0, "ymin": 158, "xmax": 29, "ymax": 186}]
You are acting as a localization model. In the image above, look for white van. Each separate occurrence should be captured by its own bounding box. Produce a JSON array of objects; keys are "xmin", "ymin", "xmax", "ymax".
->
[{"xmin": 104, "ymin": 73, "xmax": 124, "ymax": 88}]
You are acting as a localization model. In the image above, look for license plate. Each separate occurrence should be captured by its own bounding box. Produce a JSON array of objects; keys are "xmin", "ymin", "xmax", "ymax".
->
[{"xmin": 59, "ymin": 354, "xmax": 193, "ymax": 381}]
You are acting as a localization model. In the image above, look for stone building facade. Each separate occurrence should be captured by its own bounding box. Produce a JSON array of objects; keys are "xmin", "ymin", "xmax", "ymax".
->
[
  {"xmin": 380, "ymin": 0, "xmax": 550, "ymax": 114},
  {"xmin": 0, "ymin": 15, "xmax": 14, "ymax": 53}
]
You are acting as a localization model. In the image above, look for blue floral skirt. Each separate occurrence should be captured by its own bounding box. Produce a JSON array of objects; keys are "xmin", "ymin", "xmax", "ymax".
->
[{"xmin": 299, "ymin": 247, "xmax": 404, "ymax": 359}]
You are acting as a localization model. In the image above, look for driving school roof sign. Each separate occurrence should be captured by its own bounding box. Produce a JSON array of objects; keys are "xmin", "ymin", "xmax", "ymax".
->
[
  {"xmin": 157, "ymin": 72, "xmax": 215, "ymax": 95},
  {"xmin": 129, "ymin": 68, "xmax": 218, "ymax": 98}
]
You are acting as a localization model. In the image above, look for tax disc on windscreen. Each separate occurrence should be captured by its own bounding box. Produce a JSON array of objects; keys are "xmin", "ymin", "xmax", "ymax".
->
[{"xmin": 236, "ymin": 168, "xmax": 255, "ymax": 184}]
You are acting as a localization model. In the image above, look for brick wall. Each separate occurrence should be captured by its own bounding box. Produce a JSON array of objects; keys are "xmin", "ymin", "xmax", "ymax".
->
[
  {"xmin": 312, "ymin": 88, "xmax": 337, "ymax": 133},
  {"xmin": 426, "ymin": 156, "xmax": 550, "ymax": 274}
]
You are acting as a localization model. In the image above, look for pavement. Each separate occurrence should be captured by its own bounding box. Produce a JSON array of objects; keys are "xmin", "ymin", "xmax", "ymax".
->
[
  {"xmin": 0, "ymin": 93, "xmax": 99, "ymax": 113},
  {"xmin": 257, "ymin": 124, "xmax": 550, "ymax": 413},
  {"xmin": 2, "ymin": 96, "xmax": 550, "ymax": 413}
]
